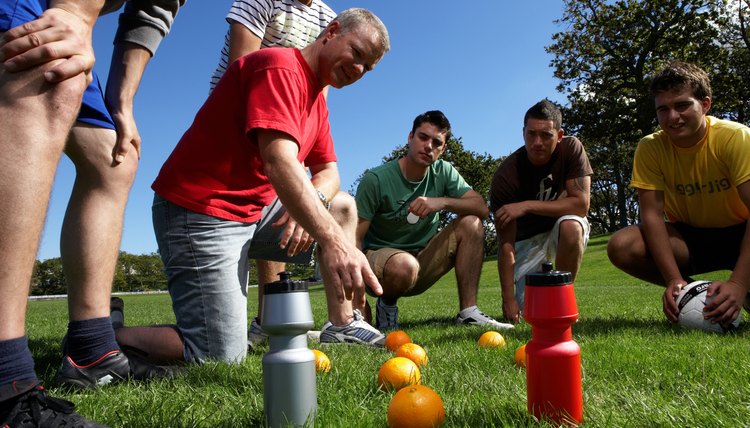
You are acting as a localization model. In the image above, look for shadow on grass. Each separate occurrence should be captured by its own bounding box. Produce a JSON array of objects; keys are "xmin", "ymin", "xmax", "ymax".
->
[
  {"xmin": 28, "ymin": 336, "xmax": 64, "ymax": 385},
  {"xmin": 574, "ymin": 315, "xmax": 749, "ymax": 337}
]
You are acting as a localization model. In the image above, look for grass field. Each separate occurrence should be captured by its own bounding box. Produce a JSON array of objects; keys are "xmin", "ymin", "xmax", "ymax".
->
[{"xmin": 26, "ymin": 235, "xmax": 750, "ymax": 427}]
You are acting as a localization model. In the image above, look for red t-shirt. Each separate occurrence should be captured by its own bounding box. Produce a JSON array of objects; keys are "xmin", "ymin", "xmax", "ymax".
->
[{"xmin": 152, "ymin": 48, "xmax": 336, "ymax": 223}]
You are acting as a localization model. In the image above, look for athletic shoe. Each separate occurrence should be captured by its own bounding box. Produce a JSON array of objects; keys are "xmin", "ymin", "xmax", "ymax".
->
[
  {"xmin": 120, "ymin": 345, "xmax": 183, "ymax": 382},
  {"xmin": 110, "ymin": 297, "xmax": 125, "ymax": 330},
  {"xmin": 57, "ymin": 351, "xmax": 130, "ymax": 390},
  {"xmin": 375, "ymin": 298, "xmax": 399, "ymax": 331},
  {"xmin": 248, "ymin": 318, "xmax": 324, "ymax": 349},
  {"xmin": 320, "ymin": 310, "xmax": 386, "ymax": 347},
  {"xmin": 0, "ymin": 380, "xmax": 106, "ymax": 428},
  {"xmin": 456, "ymin": 307, "xmax": 515, "ymax": 330},
  {"xmin": 248, "ymin": 318, "xmax": 268, "ymax": 349},
  {"xmin": 58, "ymin": 347, "xmax": 180, "ymax": 390}
]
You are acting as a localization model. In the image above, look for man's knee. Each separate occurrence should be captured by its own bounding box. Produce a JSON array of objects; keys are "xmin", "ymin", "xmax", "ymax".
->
[
  {"xmin": 558, "ymin": 220, "xmax": 585, "ymax": 247},
  {"xmin": 383, "ymin": 252, "xmax": 419, "ymax": 287},
  {"xmin": 330, "ymin": 191, "xmax": 356, "ymax": 224},
  {"xmin": 66, "ymin": 125, "xmax": 138, "ymax": 188},
  {"xmin": 454, "ymin": 215, "xmax": 484, "ymax": 240},
  {"xmin": 607, "ymin": 227, "xmax": 639, "ymax": 268}
]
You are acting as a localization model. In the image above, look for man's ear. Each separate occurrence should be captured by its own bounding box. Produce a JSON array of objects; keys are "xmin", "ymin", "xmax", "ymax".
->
[
  {"xmin": 557, "ymin": 128, "xmax": 565, "ymax": 142},
  {"xmin": 324, "ymin": 20, "xmax": 340, "ymax": 41},
  {"xmin": 701, "ymin": 96, "xmax": 712, "ymax": 115}
]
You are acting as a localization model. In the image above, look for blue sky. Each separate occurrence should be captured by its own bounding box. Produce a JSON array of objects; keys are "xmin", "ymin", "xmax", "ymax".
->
[{"xmin": 38, "ymin": 1, "xmax": 568, "ymax": 260}]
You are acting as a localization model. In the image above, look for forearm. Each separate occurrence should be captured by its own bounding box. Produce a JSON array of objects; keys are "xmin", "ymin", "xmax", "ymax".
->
[
  {"xmin": 441, "ymin": 195, "xmax": 489, "ymax": 218},
  {"xmin": 642, "ymin": 214, "xmax": 683, "ymax": 285},
  {"xmin": 309, "ymin": 166, "xmax": 341, "ymax": 203},
  {"xmin": 105, "ymin": 43, "xmax": 150, "ymax": 116},
  {"xmin": 728, "ymin": 221, "xmax": 750, "ymax": 292},
  {"xmin": 520, "ymin": 196, "xmax": 588, "ymax": 219},
  {"xmin": 265, "ymin": 156, "xmax": 343, "ymax": 249}
]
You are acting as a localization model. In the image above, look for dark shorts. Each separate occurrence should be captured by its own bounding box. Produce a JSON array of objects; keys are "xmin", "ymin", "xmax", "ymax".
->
[
  {"xmin": 0, "ymin": 0, "xmax": 115, "ymax": 130},
  {"xmin": 671, "ymin": 222, "xmax": 746, "ymax": 274}
]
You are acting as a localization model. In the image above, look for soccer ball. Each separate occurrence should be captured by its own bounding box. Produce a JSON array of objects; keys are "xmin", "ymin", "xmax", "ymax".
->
[{"xmin": 677, "ymin": 280, "xmax": 741, "ymax": 333}]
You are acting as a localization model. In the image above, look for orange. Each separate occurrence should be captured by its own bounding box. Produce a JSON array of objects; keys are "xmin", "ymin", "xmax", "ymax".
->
[
  {"xmin": 395, "ymin": 343, "xmax": 428, "ymax": 367},
  {"xmin": 385, "ymin": 330, "xmax": 412, "ymax": 352},
  {"xmin": 514, "ymin": 344, "xmax": 527, "ymax": 368},
  {"xmin": 387, "ymin": 385, "xmax": 445, "ymax": 428},
  {"xmin": 378, "ymin": 357, "xmax": 421, "ymax": 391},
  {"xmin": 311, "ymin": 349, "xmax": 331, "ymax": 373},
  {"xmin": 477, "ymin": 331, "xmax": 506, "ymax": 348}
]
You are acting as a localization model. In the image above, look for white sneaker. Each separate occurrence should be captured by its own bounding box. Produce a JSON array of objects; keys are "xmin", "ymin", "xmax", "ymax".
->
[
  {"xmin": 320, "ymin": 310, "xmax": 386, "ymax": 347},
  {"xmin": 456, "ymin": 306, "xmax": 514, "ymax": 330},
  {"xmin": 249, "ymin": 317, "xmax": 323, "ymax": 349}
]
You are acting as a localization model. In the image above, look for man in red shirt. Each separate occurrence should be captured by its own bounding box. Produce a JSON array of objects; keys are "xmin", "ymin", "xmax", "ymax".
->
[{"xmin": 116, "ymin": 8, "xmax": 391, "ymax": 363}]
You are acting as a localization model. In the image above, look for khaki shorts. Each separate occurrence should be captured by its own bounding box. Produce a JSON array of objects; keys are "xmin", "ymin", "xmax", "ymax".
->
[{"xmin": 364, "ymin": 222, "xmax": 458, "ymax": 297}]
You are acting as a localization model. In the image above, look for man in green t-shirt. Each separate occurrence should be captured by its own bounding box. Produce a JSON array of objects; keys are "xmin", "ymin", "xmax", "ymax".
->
[{"xmin": 355, "ymin": 110, "xmax": 513, "ymax": 331}]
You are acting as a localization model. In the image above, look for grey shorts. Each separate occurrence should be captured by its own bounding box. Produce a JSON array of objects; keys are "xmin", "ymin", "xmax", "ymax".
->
[{"xmin": 152, "ymin": 194, "xmax": 313, "ymax": 363}]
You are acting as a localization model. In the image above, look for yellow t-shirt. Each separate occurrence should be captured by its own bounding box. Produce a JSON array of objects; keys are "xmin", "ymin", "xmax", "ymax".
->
[{"xmin": 631, "ymin": 116, "xmax": 750, "ymax": 227}]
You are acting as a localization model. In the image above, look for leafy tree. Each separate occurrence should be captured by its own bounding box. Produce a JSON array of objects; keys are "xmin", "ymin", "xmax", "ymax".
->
[{"xmin": 548, "ymin": 0, "xmax": 730, "ymax": 233}]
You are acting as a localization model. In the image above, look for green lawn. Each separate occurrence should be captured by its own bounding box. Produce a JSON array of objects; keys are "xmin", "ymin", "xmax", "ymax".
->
[{"xmin": 26, "ymin": 235, "xmax": 750, "ymax": 427}]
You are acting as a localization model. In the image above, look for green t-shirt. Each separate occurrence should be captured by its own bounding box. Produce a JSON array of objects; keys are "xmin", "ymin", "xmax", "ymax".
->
[{"xmin": 356, "ymin": 159, "xmax": 472, "ymax": 251}]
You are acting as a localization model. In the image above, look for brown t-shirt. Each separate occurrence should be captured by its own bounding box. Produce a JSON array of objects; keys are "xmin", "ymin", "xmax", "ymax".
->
[{"xmin": 490, "ymin": 136, "xmax": 592, "ymax": 241}]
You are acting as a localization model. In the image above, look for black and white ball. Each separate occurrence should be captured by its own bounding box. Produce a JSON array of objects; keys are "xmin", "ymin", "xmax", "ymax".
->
[{"xmin": 677, "ymin": 280, "xmax": 741, "ymax": 333}]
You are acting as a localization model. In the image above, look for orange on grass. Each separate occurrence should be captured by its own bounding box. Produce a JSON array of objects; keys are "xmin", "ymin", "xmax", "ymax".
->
[
  {"xmin": 395, "ymin": 342, "xmax": 428, "ymax": 367},
  {"xmin": 387, "ymin": 385, "xmax": 445, "ymax": 428},
  {"xmin": 514, "ymin": 344, "xmax": 527, "ymax": 368},
  {"xmin": 477, "ymin": 331, "xmax": 506, "ymax": 348},
  {"xmin": 378, "ymin": 357, "xmax": 421, "ymax": 392},
  {"xmin": 385, "ymin": 330, "xmax": 412, "ymax": 352},
  {"xmin": 311, "ymin": 349, "xmax": 331, "ymax": 373}
]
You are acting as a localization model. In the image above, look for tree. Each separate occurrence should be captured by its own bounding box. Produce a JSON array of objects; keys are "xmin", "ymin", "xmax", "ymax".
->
[
  {"xmin": 548, "ymin": 0, "xmax": 729, "ymax": 233},
  {"xmin": 351, "ymin": 137, "xmax": 504, "ymax": 255}
]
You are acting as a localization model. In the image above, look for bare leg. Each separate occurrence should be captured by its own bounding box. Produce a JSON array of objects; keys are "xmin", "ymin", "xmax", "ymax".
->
[
  {"xmin": 256, "ymin": 260, "xmax": 286, "ymax": 319},
  {"xmin": 555, "ymin": 219, "xmax": 585, "ymax": 280},
  {"xmin": 0, "ymin": 61, "xmax": 88, "ymax": 341},
  {"xmin": 115, "ymin": 326, "xmax": 184, "ymax": 364},
  {"xmin": 379, "ymin": 254, "xmax": 419, "ymax": 301},
  {"xmin": 453, "ymin": 215, "xmax": 485, "ymax": 310},
  {"xmin": 321, "ymin": 192, "xmax": 356, "ymax": 325},
  {"xmin": 63, "ymin": 124, "xmax": 138, "ymax": 321},
  {"xmin": 607, "ymin": 224, "xmax": 691, "ymax": 285}
]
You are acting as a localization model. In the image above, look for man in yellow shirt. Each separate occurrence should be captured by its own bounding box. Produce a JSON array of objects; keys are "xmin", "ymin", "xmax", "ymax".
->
[{"xmin": 608, "ymin": 62, "xmax": 750, "ymax": 328}]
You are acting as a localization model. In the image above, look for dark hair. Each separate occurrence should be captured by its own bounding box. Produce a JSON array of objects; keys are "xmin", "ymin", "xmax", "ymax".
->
[
  {"xmin": 650, "ymin": 61, "xmax": 712, "ymax": 100},
  {"xmin": 411, "ymin": 110, "xmax": 452, "ymax": 142},
  {"xmin": 523, "ymin": 99, "xmax": 562, "ymax": 130}
]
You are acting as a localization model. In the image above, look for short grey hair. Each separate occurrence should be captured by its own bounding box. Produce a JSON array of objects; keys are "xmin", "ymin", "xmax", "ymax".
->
[{"xmin": 331, "ymin": 8, "xmax": 390, "ymax": 53}]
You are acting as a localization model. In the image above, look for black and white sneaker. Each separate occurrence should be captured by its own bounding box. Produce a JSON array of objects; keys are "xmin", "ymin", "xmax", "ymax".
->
[
  {"xmin": 456, "ymin": 306, "xmax": 514, "ymax": 330},
  {"xmin": 57, "ymin": 351, "xmax": 129, "ymax": 390},
  {"xmin": 320, "ymin": 310, "xmax": 386, "ymax": 347},
  {"xmin": 58, "ymin": 347, "xmax": 180, "ymax": 390},
  {"xmin": 0, "ymin": 380, "xmax": 106, "ymax": 427}
]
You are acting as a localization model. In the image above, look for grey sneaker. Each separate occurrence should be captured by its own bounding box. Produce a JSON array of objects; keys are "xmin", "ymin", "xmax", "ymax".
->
[
  {"xmin": 456, "ymin": 306, "xmax": 515, "ymax": 330},
  {"xmin": 248, "ymin": 318, "xmax": 268, "ymax": 349},
  {"xmin": 248, "ymin": 317, "xmax": 323, "ymax": 349},
  {"xmin": 375, "ymin": 298, "xmax": 399, "ymax": 331},
  {"xmin": 1, "ymin": 380, "xmax": 106, "ymax": 428},
  {"xmin": 110, "ymin": 297, "xmax": 124, "ymax": 330},
  {"xmin": 320, "ymin": 310, "xmax": 386, "ymax": 347}
]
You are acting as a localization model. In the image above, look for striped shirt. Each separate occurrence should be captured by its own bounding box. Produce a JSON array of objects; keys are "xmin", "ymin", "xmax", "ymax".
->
[{"xmin": 209, "ymin": 0, "xmax": 335, "ymax": 91}]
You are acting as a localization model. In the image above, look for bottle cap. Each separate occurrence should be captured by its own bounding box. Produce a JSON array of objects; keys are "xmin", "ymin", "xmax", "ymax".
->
[
  {"xmin": 525, "ymin": 262, "xmax": 572, "ymax": 286},
  {"xmin": 263, "ymin": 271, "xmax": 309, "ymax": 294}
]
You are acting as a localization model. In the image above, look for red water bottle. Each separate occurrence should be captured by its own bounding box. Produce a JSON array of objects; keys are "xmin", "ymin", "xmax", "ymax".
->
[{"xmin": 524, "ymin": 262, "xmax": 583, "ymax": 425}]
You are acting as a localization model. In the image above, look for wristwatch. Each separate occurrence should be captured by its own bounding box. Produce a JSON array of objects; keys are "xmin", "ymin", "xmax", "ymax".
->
[{"xmin": 316, "ymin": 189, "xmax": 331, "ymax": 210}]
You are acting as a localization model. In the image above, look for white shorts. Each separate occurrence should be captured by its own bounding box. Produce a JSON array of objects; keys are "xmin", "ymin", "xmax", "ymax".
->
[{"xmin": 513, "ymin": 215, "xmax": 590, "ymax": 308}]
